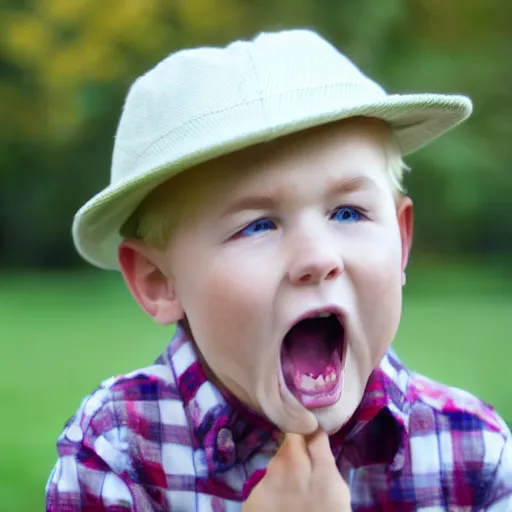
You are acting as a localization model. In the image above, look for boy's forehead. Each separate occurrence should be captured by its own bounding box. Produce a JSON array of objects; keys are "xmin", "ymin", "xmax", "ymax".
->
[{"xmin": 170, "ymin": 117, "xmax": 392, "ymax": 197}]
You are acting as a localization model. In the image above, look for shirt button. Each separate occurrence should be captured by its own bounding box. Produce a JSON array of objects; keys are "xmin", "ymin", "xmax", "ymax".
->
[
  {"xmin": 217, "ymin": 427, "xmax": 235, "ymax": 452},
  {"xmin": 216, "ymin": 427, "xmax": 236, "ymax": 467}
]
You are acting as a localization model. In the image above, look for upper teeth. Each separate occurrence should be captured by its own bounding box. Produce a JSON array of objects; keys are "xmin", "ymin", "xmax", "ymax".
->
[{"xmin": 317, "ymin": 312, "xmax": 332, "ymax": 318}]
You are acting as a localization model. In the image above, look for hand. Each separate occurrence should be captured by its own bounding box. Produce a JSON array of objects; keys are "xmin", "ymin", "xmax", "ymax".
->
[{"xmin": 242, "ymin": 430, "xmax": 351, "ymax": 511}]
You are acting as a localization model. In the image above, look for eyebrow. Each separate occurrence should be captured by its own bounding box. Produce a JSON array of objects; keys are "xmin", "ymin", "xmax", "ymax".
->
[
  {"xmin": 221, "ymin": 176, "xmax": 377, "ymax": 217},
  {"xmin": 221, "ymin": 195, "xmax": 277, "ymax": 217},
  {"xmin": 325, "ymin": 176, "xmax": 378, "ymax": 197}
]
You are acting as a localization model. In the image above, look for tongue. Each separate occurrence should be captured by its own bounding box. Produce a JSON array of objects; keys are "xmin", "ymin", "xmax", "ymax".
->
[{"xmin": 286, "ymin": 321, "xmax": 332, "ymax": 376}]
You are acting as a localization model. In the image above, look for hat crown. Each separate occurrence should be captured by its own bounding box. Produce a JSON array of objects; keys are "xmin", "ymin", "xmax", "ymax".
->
[{"xmin": 111, "ymin": 29, "xmax": 385, "ymax": 185}]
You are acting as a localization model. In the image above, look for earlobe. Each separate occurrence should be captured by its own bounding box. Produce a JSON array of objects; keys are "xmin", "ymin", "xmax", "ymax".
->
[
  {"xmin": 396, "ymin": 196, "xmax": 414, "ymax": 274},
  {"xmin": 118, "ymin": 239, "xmax": 184, "ymax": 325}
]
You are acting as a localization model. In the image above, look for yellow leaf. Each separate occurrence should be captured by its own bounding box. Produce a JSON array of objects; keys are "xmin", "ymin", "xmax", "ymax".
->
[
  {"xmin": 177, "ymin": 0, "xmax": 244, "ymax": 36},
  {"xmin": 39, "ymin": 0, "xmax": 95, "ymax": 25},
  {"xmin": 2, "ymin": 11, "xmax": 54, "ymax": 65}
]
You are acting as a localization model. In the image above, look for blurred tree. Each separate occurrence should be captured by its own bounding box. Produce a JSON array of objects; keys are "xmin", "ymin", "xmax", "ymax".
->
[{"xmin": 0, "ymin": 0, "xmax": 510, "ymax": 267}]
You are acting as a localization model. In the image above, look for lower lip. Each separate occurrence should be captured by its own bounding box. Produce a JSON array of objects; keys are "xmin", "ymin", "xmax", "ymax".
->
[{"xmin": 299, "ymin": 376, "xmax": 344, "ymax": 408}]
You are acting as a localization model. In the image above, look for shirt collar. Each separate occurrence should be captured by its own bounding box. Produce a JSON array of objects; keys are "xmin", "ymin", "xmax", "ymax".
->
[
  {"xmin": 160, "ymin": 326, "xmax": 411, "ymax": 474},
  {"xmin": 329, "ymin": 347, "xmax": 411, "ymax": 470}
]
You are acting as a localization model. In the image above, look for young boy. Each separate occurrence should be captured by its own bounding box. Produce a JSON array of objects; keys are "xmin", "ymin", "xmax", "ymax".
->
[{"xmin": 46, "ymin": 29, "xmax": 511, "ymax": 511}]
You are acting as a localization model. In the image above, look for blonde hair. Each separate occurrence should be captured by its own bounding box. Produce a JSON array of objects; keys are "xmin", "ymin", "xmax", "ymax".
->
[
  {"xmin": 121, "ymin": 132, "xmax": 409, "ymax": 249},
  {"xmin": 386, "ymin": 132, "xmax": 411, "ymax": 195},
  {"xmin": 120, "ymin": 179, "xmax": 183, "ymax": 250}
]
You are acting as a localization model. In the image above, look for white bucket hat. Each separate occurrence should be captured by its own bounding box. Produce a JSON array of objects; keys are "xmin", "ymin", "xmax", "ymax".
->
[{"xmin": 72, "ymin": 28, "xmax": 472, "ymax": 270}]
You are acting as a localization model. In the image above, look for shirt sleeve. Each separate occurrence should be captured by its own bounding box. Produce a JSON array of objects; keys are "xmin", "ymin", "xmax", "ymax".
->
[
  {"xmin": 483, "ymin": 424, "xmax": 512, "ymax": 511},
  {"xmin": 45, "ymin": 388, "xmax": 156, "ymax": 511}
]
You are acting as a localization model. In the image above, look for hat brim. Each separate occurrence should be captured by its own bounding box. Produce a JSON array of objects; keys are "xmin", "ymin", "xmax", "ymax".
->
[{"xmin": 73, "ymin": 93, "xmax": 472, "ymax": 270}]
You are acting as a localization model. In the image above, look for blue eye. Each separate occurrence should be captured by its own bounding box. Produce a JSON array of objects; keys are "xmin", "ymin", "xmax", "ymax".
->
[
  {"xmin": 239, "ymin": 218, "xmax": 277, "ymax": 237},
  {"xmin": 331, "ymin": 207, "xmax": 363, "ymax": 222}
]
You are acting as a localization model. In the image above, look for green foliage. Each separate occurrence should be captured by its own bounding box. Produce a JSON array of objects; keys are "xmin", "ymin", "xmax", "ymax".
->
[{"xmin": 0, "ymin": 0, "xmax": 511, "ymax": 267}]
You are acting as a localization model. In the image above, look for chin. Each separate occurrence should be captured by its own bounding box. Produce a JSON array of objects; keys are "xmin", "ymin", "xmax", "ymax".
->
[
  {"xmin": 312, "ymin": 404, "xmax": 353, "ymax": 435},
  {"xmin": 264, "ymin": 390, "xmax": 355, "ymax": 436},
  {"xmin": 312, "ymin": 378, "xmax": 367, "ymax": 435},
  {"xmin": 268, "ymin": 402, "xmax": 354, "ymax": 436}
]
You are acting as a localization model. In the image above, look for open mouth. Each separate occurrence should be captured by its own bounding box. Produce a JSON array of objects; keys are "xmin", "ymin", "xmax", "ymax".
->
[{"xmin": 280, "ymin": 312, "xmax": 346, "ymax": 409}]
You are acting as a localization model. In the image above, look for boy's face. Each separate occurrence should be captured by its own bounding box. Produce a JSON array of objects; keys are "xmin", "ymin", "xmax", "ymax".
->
[{"xmin": 123, "ymin": 117, "xmax": 413, "ymax": 435}]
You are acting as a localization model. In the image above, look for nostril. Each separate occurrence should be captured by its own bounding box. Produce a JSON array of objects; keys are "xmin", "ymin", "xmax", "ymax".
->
[
  {"xmin": 299, "ymin": 273, "xmax": 312, "ymax": 283},
  {"xmin": 326, "ymin": 268, "xmax": 341, "ymax": 280}
]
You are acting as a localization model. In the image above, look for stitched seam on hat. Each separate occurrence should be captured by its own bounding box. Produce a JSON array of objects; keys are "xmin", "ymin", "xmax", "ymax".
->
[
  {"xmin": 245, "ymin": 43, "xmax": 268, "ymax": 126},
  {"xmin": 130, "ymin": 82, "xmax": 394, "ymax": 163}
]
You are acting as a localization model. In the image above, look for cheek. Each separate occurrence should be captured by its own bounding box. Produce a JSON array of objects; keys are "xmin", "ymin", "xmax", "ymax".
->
[
  {"xmin": 205, "ymin": 258, "xmax": 268, "ymax": 325},
  {"xmin": 176, "ymin": 253, "xmax": 273, "ymax": 362},
  {"xmin": 351, "ymin": 226, "xmax": 403, "ymax": 355}
]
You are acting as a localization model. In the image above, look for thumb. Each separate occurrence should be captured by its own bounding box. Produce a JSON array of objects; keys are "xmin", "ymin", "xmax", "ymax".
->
[{"xmin": 305, "ymin": 429, "xmax": 337, "ymax": 470}]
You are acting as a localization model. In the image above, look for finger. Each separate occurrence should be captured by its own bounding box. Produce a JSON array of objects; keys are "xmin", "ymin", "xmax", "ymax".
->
[
  {"xmin": 274, "ymin": 433, "xmax": 308, "ymax": 465},
  {"xmin": 267, "ymin": 433, "xmax": 310, "ymax": 484},
  {"xmin": 305, "ymin": 429, "xmax": 337, "ymax": 471}
]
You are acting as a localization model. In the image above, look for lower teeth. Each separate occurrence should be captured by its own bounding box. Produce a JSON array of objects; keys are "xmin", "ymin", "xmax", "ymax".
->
[{"xmin": 298, "ymin": 370, "xmax": 336, "ymax": 392}]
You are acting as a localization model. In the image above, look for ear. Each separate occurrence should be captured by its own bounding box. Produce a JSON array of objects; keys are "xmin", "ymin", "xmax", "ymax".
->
[
  {"xmin": 118, "ymin": 239, "xmax": 184, "ymax": 325},
  {"xmin": 396, "ymin": 196, "xmax": 414, "ymax": 276}
]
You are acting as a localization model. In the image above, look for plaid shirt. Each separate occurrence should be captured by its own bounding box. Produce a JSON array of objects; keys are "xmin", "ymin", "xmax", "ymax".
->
[{"xmin": 46, "ymin": 326, "xmax": 512, "ymax": 511}]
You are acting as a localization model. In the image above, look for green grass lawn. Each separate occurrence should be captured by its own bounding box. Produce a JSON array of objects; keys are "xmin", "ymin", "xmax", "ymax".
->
[{"xmin": 1, "ymin": 264, "xmax": 511, "ymax": 511}]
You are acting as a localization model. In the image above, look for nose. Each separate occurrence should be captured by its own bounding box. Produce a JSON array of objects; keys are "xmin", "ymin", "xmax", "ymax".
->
[{"xmin": 287, "ymin": 231, "xmax": 343, "ymax": 286}]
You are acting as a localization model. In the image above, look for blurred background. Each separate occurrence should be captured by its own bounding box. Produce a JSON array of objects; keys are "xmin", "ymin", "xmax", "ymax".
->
[{"xmin": 1, "ymin": 0, "xmax": 511, "ymax": 510}]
